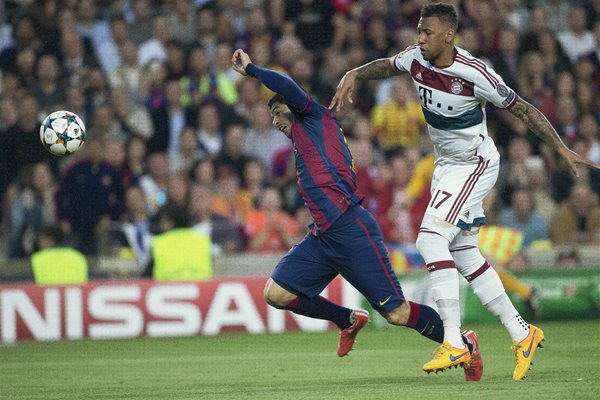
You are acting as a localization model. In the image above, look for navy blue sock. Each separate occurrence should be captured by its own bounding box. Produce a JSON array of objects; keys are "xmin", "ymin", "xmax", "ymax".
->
[
  {"xmin": 406, "ymin": 301, "xmax": 444, "ymax": 343},
  {"xmin": 285, "ymin": 295, "xmax": 353, "ymax": 329},
  {"xmin": 461, "ymin": 334, "xmax": 474, "ymax": 354}
]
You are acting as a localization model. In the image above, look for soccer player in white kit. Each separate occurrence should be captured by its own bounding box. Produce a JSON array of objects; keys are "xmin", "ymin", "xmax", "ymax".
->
[{"xmin": 330, "ymin": 3, "xmax": 600, "ymax": 381}]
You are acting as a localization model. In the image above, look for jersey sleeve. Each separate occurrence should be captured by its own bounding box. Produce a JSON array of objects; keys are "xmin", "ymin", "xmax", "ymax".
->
[
  {"xmin": 472, "ymin": 64, "xmax": 518, "ymax": 109},
  {"xmin": 393, "ymin": 45, "xmax": 418, "ymax": 73},
  {"xmin": 246, "ymin": 63, "xmax": 312, "ymax": 113}
]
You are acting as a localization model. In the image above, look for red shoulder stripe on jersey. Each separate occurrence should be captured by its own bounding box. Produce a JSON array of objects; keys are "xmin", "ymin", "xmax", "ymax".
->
[
  {"xmin": 455, "ymin": 55, "xmax": 498, "ymax": 88},
  {"xmin": 455, "ymin": 54, "xmax": 499, "ymax": 85}
]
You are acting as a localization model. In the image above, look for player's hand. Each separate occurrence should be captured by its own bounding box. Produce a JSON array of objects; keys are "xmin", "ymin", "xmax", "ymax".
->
[
  {"xmin": 559, "ymin": 146, "xmax": 600, "ymax": 177},
  {"xmin": 329, "ymin": 71, "xmax": 357, "ymax": 111},
  {"xmin": 232, "ymin": 49, "xmax": 251, "ymax": 76}
]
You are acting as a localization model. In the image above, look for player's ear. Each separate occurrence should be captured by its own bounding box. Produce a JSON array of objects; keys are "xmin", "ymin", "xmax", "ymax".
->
[{"xmin": 445, "ymin": 29, "xmax": 455, "ymax": 43}]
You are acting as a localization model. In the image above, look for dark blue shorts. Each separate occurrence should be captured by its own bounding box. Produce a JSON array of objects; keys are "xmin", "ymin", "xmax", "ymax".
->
[{"xmin": 271, "ymin": 205, "xmax": 405, "ymax": 313}]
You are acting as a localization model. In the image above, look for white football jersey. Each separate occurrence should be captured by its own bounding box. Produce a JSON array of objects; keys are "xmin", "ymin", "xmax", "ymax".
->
[{"xmin": 394, "ymin": 45, "xmax": 517, "ymax": 164}]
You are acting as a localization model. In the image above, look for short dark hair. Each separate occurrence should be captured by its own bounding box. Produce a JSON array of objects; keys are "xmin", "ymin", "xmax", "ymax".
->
[
  {"xmin": 160, "ymin": 204, "xmax": 189, "ymax": 228},
  {"xmin": 268, "ymin": 93, "xmax": 287, "ymax": 110},
  {"xmin": 39, "ymin": 226, "xmax": 66, "ymax": 246},
  {"xmin": 421, "ymin": 3, "xmax": 458, "ymax": 30}
]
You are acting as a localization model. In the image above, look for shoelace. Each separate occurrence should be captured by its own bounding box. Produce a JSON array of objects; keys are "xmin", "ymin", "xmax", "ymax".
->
[{"xmin": 431, "ymin": 344, "xmax": 451, "ymax": 360}]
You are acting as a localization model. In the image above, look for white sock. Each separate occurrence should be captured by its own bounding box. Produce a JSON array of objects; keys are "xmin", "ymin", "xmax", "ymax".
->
[
  {"xmin": 486, "ymin": 294, "xmax": 529, "ymax": 342},
  {"xmin": 430, "ymin": 268, "xmax": 465, "ymax": 348},
  {"xmin": 470, "ymin": 268, "xmax": 529, "ymax": 342}
]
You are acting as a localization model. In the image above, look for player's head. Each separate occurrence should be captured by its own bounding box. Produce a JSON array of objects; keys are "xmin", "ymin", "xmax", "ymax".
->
[
  {"xmin": 268, "ymin": 93, "xmax": 293, "ymax": 139},
  {"xmin": 418, "ymin": 3, "xmax": 458, "ymax": 63}
]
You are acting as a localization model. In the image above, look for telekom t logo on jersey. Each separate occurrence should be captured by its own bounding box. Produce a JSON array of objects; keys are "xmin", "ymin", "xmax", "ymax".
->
[{"xmin": 418, "ymin": 86, "xmax": 433, "ymax": 109}]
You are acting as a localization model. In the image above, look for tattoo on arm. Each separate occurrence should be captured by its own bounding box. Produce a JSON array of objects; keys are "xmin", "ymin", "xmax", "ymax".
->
[
  {"xmin": 509, "ymin": 98, "xmax": 566, "ymax": 149},
  {"xmin": 353, "ymin": 58, "xmax": 399, "ymax": 80}
]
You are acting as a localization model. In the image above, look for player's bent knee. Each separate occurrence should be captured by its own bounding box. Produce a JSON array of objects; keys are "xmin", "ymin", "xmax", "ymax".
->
[
  {"xmin": 381, "ymin": 301, "xmax": 410, "ymax": 326},
  {"xmin": 263, "ymin": 278, "xmax": 297, "ymax": 309}
]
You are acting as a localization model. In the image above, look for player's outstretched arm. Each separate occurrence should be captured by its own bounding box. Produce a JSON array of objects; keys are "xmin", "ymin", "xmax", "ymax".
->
[
  {"xmin": 509, "ymin": 97, "xmax": 600, "ymax": 176},
  {"xmin": 231, "ymin": 48, "xmax": 308, "ymax": 111},
  {"xmin": 329, "ymin": 57, "xmax": 400, "ymax": 111}
]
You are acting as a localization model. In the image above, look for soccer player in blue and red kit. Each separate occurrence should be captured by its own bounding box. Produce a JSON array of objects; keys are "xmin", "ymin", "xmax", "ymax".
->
[{"xmin": 231, "ymin": 49, "xmax": 482, "ymax": 380}]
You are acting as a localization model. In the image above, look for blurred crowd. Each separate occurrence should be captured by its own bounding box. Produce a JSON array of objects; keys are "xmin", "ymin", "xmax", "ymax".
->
[{"xmin": 0, "ymin": 0, "xmax": 599, "ymax": 272}]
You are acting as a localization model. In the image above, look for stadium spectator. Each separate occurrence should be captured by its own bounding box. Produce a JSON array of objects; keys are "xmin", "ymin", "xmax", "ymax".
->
[
  {"xmin": 32, "ymin": 54, "xmax": 66, "ymax": 115},
  {"xmin": 129, "ymin": 0, "xmax": 154, "ymax": 45},
  {"xmin": 516, "ymin": 51, "xmax": 554, "ymax": 125},
  {"xmin": 76, "ymin": 0, "xmax": 118, "ymax": 75},
  {"xmin": 190, "ymin": 157, "xmax": 216, "ymax": 188},
  {"xmin": 31, "ymin": 225, "xmax": 88, "ymax": 285},
  {"xmin": 525, "ymin": 157, "xmax": 556, "ymax": 224},
  {"xmin": 190, "ymin": 184, "xmax": 244, "ymax": 254},
  {"xmin": 557, "ymin": 5, "xmax": 595, "ymax": 65},
  {"xmin": 214, "ymin": 123, "xmax": 250, "ymax": 181},
  {"xmin": 138, "ymin": 14, "xmax": 170, "ymax": 68},
  {"xmin": 245, "ymin": 186, "xmax": 299, "ymax": 254},
  {"xmin": 0, "ymin": 15, "xmax": 39, "ymax": 72},
  {"xmin": 370, "ymin": 75, "xmax": 426, "ymax": 156},
  {"xmin": 493, "ymin": 29, "xmax": 523, "ymax": 88},
  {"xmin": 139, "ymin": 152, "xmax": 169, "ymax": 219},
  {"xmin": 165, "ymin": 173, "xmax": 190, "ymax": 210},
  {"xmin": 284, "ymin": 0, "xmax": 338, "ymax": 51},
  {"xmin": 244, "ymin": 104, "xmax": 289, "ymax": 168},
  {"xmin": 10, "ymin": 93, "xmax": 57, "ymax": 175},
  {"xmin": 141, "ymin": 61, "xmax": 170, "ymax": 112},
  {"xmin": 65, "ymin": 85, "xmax": 89, "ymax": 127},
  {"xmin": 385, "ymin": 155, "xmax": 416, "ymax": 245},
  {"xmin": 56, "ymin": 137, "xmax": 125, "ymax": 255},
  {"xmin": 167, "ymin": 0, "xmax": 196, "ymax": 46},
  {"xmin": 149, "ymin": 78, "xmax": 196, "ymax": 154},
  {"xmin": 109, "ymin": 39, "xmax": 143, "ymax": 101},
  {"xmin": 110, "ymin": 86, "xmax": 154, "ymax": 141},
  {"xmin": 534, "ymin": 29, "xmax": 572, "ymax": 80},
  {"xmin": 499, "ymin": 188, "xmax": 549, "ymax": 246},
  {"xmin": 196, "ymin": 102, "xmax": 224, "ymax": 158},
  {"xmin": 87, "ymin": 103, "xmax": 125, "ymax": 142},
  {"xmin": 194, "ymin": 4, "xmax": 219, "ymax": 58},
  {"xmin": 211, "ymin": 165, "xmax": 254, "ymax": 225},
  {"xmin": 233, "ymin": 77, "xmax": 262, "ymax": 123},
  {"xmin": 14, "ymin": 46, "xmax": 37, "ymax": 89},
  {"xmin": 550, "ymin": 183, "xmax": 600, "ymax": 245},
  {"xmin": 147, "ymin": 203, "xmax": 213, "ymax": 281},
  {"xmin": 103, "ymin": 138, "xmax": 135, "ymax": 190},
  {"xmin": 8, "ymin": 161, "xmax": 57, "ymax": 259},
  {"xmin": 0, "ymin": 96, "xmax": 19, "ymax": 197},
  {"xmin": 169, "ymin": 125, "xmax": 203, "ymax": 175},
  {"xmin": 164, "ymin": 39, "xmax": 187, "ymax": 81},
  {"xmin": 85, "ymin": 66, "xmax": 111, "ymax": 111},
  {"xmin": 211, "ymin": 42, "xmax": 241, "ymax": 106},
  {"xmin": 243, "ymin": 157, "xmax": 267, "ymax": 207},
  {"xmin": 179, "ymin": 44, "xmax": 209, "ymax": 107},
  {"xmin": 124, "ymin": 135, "xmax": 148, "ymax": 183},
  {"xmin": 106, "ymin": 185, "xmax": 153, "ymax": 270},
  {"xmin": 496, "ymin": 137, "xmax": 533, "ymax": 207}
]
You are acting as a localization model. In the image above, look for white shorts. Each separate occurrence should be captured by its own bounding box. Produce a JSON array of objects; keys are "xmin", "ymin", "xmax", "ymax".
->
[{"xmin": 425, "ymin": 153, "xmax": 499, "ymax": 231}]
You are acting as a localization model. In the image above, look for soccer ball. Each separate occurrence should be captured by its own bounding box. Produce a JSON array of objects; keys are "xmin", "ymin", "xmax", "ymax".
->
[{"xmin": 39, "ymin": 110, "xmax": 86, "ymax": 156}]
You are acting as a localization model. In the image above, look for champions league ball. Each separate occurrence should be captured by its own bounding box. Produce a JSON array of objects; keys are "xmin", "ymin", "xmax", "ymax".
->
[{"xmin": 39, "ymin": 110, "xmax": 86, "ymax": 156}]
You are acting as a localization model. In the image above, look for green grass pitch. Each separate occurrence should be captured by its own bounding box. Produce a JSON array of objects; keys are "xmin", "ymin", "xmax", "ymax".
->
[{"xmin": 1, "ymin": 320, "xmax": 598, "ymax": 400}]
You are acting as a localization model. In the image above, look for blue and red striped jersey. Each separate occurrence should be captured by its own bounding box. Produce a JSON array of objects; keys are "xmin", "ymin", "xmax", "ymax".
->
[{"xmin": 246, "ymin": 63, "xmax": 363, "ymax": 234}]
